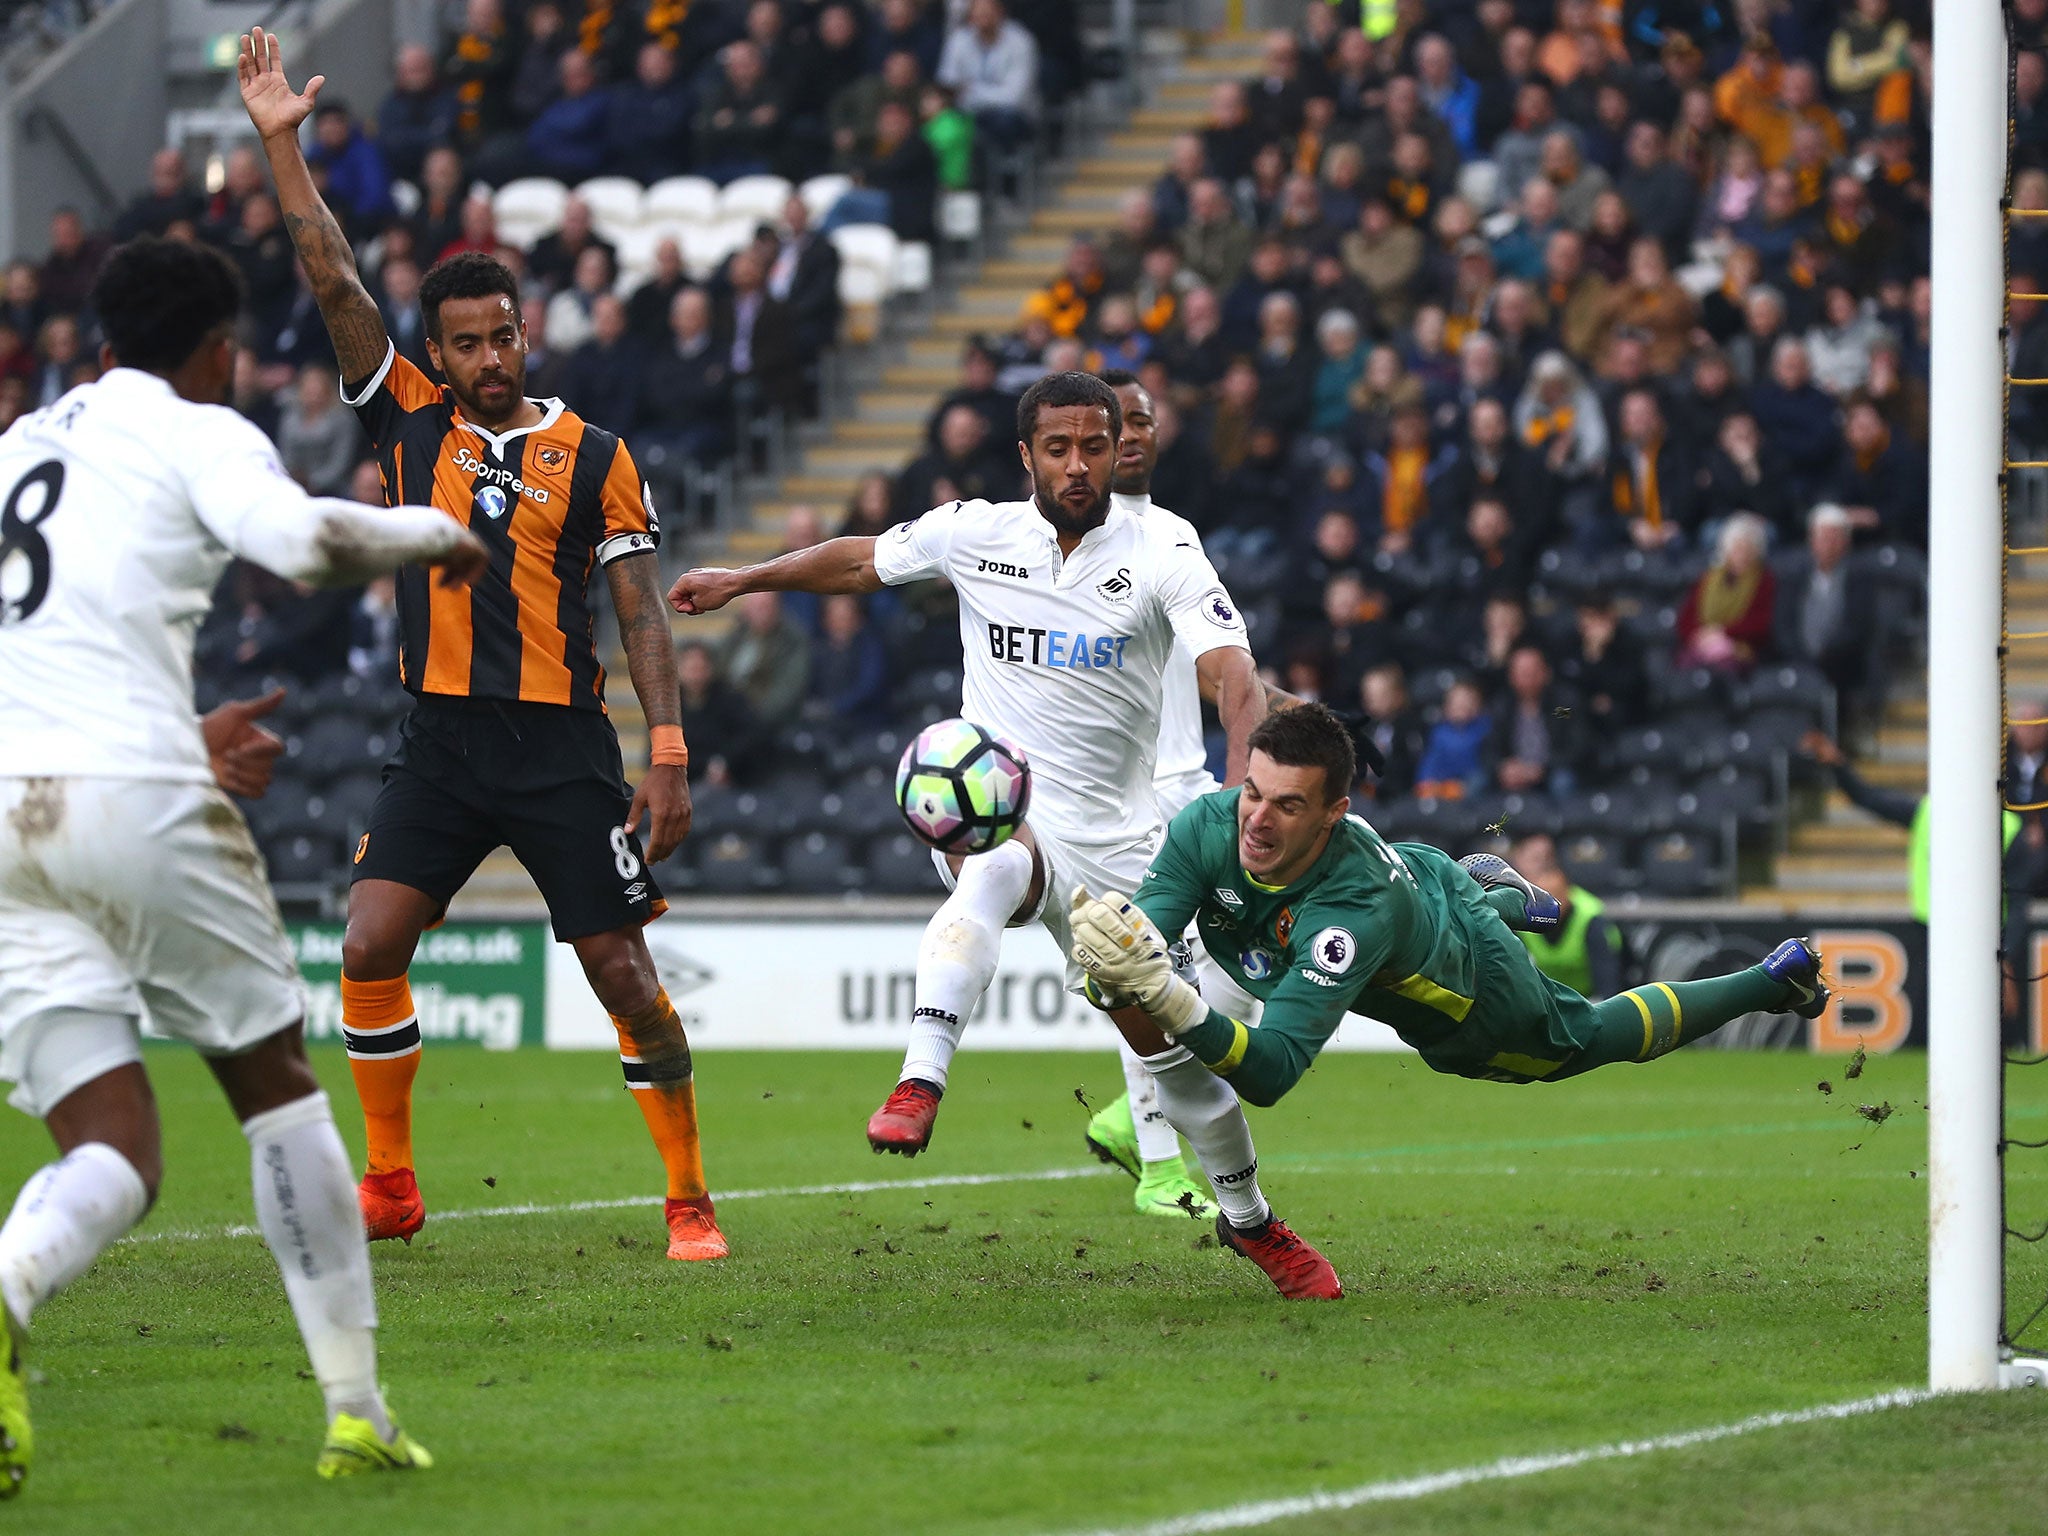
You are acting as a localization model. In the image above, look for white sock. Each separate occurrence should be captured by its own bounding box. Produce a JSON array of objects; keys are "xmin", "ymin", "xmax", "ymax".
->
[
  {"xmin": 245, "ymin": 1091, "xmax": 391, "ymax": 1439},
  {"xmin": 1117, "ymin": 1040, "xmax": 1182, "ymax": 1164},
  {"xmin": 898, "ymin": 839, "xmax": 1035, "ymax": 1091},
  {"xmin": 1140, "ymin": 1045, "xmax": 1269, "ymax": 1228},
  {"xmin": 0, "ymin": 1142, "xmax": 148, "ymax": 1328}
]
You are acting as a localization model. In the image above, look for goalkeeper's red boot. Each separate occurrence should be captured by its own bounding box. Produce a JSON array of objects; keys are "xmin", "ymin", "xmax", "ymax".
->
[
  {"xmin": 665, "ymin": 1195, "xmax": 729, "ymax": 1261},
  {"xmin": 866, "ymin": 1079, "xmax": 942, "ymax": 1156},
  {"xmin": 1216, "ymin": 1211, "xmax": 1344, "ymax": 1300},
  {"xmin": 358, "ymin": 1168, "xmax": 425, "ymax": 1244}
]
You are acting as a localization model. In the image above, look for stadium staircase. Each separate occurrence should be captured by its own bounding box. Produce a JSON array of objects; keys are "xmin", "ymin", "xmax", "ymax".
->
[{"xmin": 442, "ymin": 31, "xmax": 1268, "ymax": 917}]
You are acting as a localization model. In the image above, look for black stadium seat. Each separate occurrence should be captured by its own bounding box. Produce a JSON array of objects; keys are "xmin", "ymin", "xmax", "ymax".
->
[
  {"xmin": 265, "ymin": 832, "xmax": 343, "ymax": 884},
  {"xmin": 1637, "ymin": 830, "xmax": 1722, "ymax": 897},
  {"xmin": 1556, "ymin": 828, "xmax": 1639, "ymax": 893},
  {"xmin": 695, "ymin": 832, "xmax": 783, "ymax": 894},
  {"xmin": 782, "ymin": 831, "xmax": 864, "ymax": 893},
  {"xmin": 865, "ymin": 833, "xmax": 942, "ymax": 894},
  {"xmin": 242, "ymin": 777, "xmax": 318, "ymax": 842}
]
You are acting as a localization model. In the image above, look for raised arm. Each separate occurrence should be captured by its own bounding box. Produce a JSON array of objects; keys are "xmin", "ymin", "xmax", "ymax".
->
[
  {"xmin": 239, "ymin": 26, "xmax": 391, "ymax": 384},
  {"xmin": 667, "ymin": 536, "xmax": 882, "ymax": 614},
  {"xmin": 607, "ymin": 550, "xmax": 691, "ymax": 863}
]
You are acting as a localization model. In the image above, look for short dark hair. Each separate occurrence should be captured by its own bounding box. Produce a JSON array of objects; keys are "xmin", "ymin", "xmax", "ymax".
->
[
  {"xmin": 1016, "ymin": 370, "xmax": 1122, "ymax": 444},
  {"xmin": 1096, "ymin": 367, "xmax": 1142, "ymax": 390},
  {"xmin": 419, "ymin": 251, "xmax": 521, "ymax": 341},
  {"xmin": 91, "ymin": 237, "xmax": 244, "ymax": 373},
  {"xmin": 1247, "ymin": 702, "xmax": 1356, "ymax": 804}
]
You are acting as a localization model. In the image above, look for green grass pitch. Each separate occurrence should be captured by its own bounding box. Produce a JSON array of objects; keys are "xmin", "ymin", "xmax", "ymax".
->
[{"xmin": 6, "ymin": 1044, "xmax": 2048, "ymax": 1534}]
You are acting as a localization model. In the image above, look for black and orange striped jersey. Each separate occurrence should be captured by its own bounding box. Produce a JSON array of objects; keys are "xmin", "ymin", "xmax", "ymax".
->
[{"xmin": 342, "ymin": 343, "xmax": 658, "ymax": 710}]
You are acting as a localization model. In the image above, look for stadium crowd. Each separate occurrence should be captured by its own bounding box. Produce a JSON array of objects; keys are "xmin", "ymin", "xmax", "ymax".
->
[
  {"xmin": 0, "ymin": 0, "xmax": 1960, "ymax": 897},
  {"xmin": 670, "ymin": 0, "xmax": 1948, "ymax": 897}
]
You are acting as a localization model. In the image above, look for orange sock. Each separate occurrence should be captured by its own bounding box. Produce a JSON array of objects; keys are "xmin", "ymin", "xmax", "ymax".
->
[
  {"xmin": 341, "ymin": 973, "xmax": 422, "ymax": 1175},
  {"xmin": 610, "ymin": 989, "xmax": 707, "ymax": 1200}
]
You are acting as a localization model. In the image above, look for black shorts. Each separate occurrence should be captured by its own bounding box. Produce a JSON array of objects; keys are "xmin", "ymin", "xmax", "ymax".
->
[{"xmin": 350, "ymin": 696, "xmax": 664, "ymax": 942}]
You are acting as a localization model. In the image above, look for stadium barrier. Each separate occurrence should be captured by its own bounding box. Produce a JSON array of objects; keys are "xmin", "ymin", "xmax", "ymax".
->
[{"xmin": 227, "ymin": 913, "xmax": 2034, "ymax": 1057}]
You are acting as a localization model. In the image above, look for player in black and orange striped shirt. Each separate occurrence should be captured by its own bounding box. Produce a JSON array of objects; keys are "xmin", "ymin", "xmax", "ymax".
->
[{"xmin": 243, "ymin": 26, "xmax": 725, "ymax": 1263}]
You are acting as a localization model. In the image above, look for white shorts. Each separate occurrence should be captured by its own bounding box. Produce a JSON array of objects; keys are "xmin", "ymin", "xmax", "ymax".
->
[
  {"xmin": 0, "ymin": 777, "xmax": 306, "ymax": 1116},
  {"xmin": 932, "ymin": 821, "xmax": 1164, "ymax": 994}
]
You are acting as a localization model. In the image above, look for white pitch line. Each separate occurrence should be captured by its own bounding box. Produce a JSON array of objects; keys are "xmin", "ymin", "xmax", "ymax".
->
[
  {"xmin": 128, "ymin": 1163, "xmax": 1118, "ymax": 1244},
  {"xmin": 1056, "ymin": 1388, "xmax": 1933, "ymax": 1536}
]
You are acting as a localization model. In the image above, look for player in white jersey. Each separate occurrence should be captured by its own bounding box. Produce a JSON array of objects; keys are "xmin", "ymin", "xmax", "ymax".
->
[
  {"xmin": 0, "ymin": 238, "xmax": 488, "ymax": 1495},
  {"xmin": 1077, "ymin": 372, "xmax": 1267, "ymax": 1192},
  {"xmin": 671, "ymin": 373, "xmax": 1340, "ymax": 1297}
]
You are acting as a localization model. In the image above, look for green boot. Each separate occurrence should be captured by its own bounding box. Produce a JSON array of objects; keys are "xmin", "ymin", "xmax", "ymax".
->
[
  {"xmin": 1084, "ymin": 1094, "xmax": 1141, "ymax": 1179},
  {"xmin": 1133, "ymin": 1160, "xmax": 1217, "ymax": 1220}
]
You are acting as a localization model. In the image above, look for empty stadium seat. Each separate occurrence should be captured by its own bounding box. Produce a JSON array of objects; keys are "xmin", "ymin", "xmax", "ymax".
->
[
  {"xmin": 1740, "ymin": 661, "xmax": 1830, "ymax": 707},
  {"xmin": 1609, "ymin": 726, "xmax": 1698, "ymax": 776},
  {"xmin": 695, "ymin": 832, "xmax": 783, "ymax": 893},
  {"xmin": 838, "ymin": 772, "xmax": 906, "ymax": 839},
  {"xmin": 242, "ymin": 777, "xmax": 318, "ymax": 842},
  {"xmin": 289, "ymin": 716, "xmax": 396, "ymax": 783},
  {"xmin": 1556, "ymin": 829, "xmax": 1638, "ymax": 892},
  {"xmin": 644, "ymin": 175, "xmax": 719, "ymax": 225},
  {"xmin": 865, "ymin": 833, "xmax": 941, "ymax": 894},
  {"xmin": 1637, "ymin": 830, "xmax": 1721, "ymax": 896},
  {"xmin": 719, "ymin": 174, "xmax": 793, "ymax": 223},
  {"xmin": 782, "ymin": 831, "xmax": 864, "ymax": 893},
  {"xmin": 1688, "ymin": 765, "xmax": 1774, "ymax": 832},
  {"xmin": 491, "ymin": 177, "xmax": 569, "ymax": 243},
  {"xmin": 680, "ymin": 218, "xmax": 756, "ymax": 280},
  {"xmin": 937, "ymin": 190, "xmax": 982, "ymax": 245},
  {"xmin": 737, "ymin": 789, "xmax": 806, "ymax": 838},
  {"xmin": 894, "ymin": 242, "xmax": 933, "ymax": 297},
  {"xmin": 265, "ymin": 832, "xmax": 343, "ymax": 885},
  {"xmin": 574, "ymin": 175, "xmax": 646, "ymax": 235},
  {"xmin": 323, "ymin": 773, "xmax": 383, "ymax": 837},
  {"xmin": 828, "ymin": 224, "xmax": 899, "ymax": 291},
  {"xmin": 798, "ymin": 173, "xmax": 852, "ymax": 223},
  {"xmin": 836, "ymin": 263, "xmax": 890, "ymax": 306}
]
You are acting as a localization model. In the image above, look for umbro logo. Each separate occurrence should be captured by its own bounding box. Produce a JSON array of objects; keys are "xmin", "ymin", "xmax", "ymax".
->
[{"xmin": 1215, "ymin": 887, "xmax": 1243, "ymax": 909}]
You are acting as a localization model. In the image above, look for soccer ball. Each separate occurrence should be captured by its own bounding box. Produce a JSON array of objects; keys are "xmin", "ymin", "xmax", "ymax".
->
[{"xmin": 894, "ymin": 718, "xmax": 1032, "ymax": 854}]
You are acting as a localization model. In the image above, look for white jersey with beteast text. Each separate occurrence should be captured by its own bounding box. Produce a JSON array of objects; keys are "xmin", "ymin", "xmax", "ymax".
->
[
  {"xmin": 0, "ymin": 369, "xmax": 347, "ymax": 782},
  {"xmin": 873, "ymin": 496, "xmax": 1250, "ymax": 847},
  {"xmin": 1111, "ymin": 489, "xmax": 1223, "ymax": 818}
]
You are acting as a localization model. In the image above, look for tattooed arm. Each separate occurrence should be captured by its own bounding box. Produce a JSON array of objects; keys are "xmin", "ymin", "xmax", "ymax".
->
[
  {"xmin": 239, "ymin": 26, "xmax": 391, "ymax": 385},
  {"xmin": 608, "ymin": 550, "xmax": 692, "ymax": 863}
]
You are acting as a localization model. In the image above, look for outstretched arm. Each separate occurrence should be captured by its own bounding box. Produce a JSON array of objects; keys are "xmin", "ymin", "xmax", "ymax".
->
[
  {"xmin": 607, "ymin": 551, "xmax": 691, "ymax": 863},
  {"xmin": 1196, "ymin": 645, "xmax": 1266, "ymax": 786},
  {"xmin": 668, "ymin": 536, "xmax": 881, "ymax": 614},
  {"xmin": 240, "ymin": 26, "xmax": 391, "ymax": 384}
]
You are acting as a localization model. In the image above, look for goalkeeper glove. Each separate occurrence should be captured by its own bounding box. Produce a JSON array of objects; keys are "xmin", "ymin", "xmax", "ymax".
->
[{"xmin": 1069, "ymin": 888, "xmax": 1205, "ymax": 1036}]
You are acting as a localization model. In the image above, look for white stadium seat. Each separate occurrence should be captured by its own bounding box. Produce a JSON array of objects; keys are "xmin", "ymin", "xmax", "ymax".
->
[
  {"xmin": 610, "ymin": 227, "xmax": 665, "ymax": 291},
  {"xmin": 893, "ymin": 241, "xmax": 932, "ymax": 296},
  {"xmin": 719, "ymin": 174, "xmax": 793, "ymax": 224},
  {"xmin": 574, "ymin": 175, "xmax": 646, "ymax": 237},
  {"xmin": 836, "ymin": 264, "xmax": 890, "ymax": 305},
  {"xmin": 827, "ymin": 222, "xmax": 899, "ymax": 280},
  {"xmin": 491, "ymin": 177, "xmax": 569, "ymax": 244},
  {"xmin": 798, "ymin": 173, "xmax": 853, "ymax": 224},
  {"xmin": 1456, "ymin": 159, "xmax": 1501, "ymax": 214},
  {"xmin": 644, "ymin": 175, "xmax": 719, "ymax": 226},
  {"xmin": 938, "ymin": 190, "xmax": 982, "ymax": 244},
  {"xmin": 679, "ymin": 218, "xmax": 756, "ymax": 281}
]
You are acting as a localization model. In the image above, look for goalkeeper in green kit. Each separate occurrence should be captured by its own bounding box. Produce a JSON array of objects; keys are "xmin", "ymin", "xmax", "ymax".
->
[{"xmin": 1070, "ymin": 704, "xmax": 1831, "ymax": 1129}]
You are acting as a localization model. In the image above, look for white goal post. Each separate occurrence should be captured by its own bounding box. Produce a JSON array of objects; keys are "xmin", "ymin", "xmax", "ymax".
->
[{"xmin": 1927, "ymin": 0, "xmax": 2021, "ymax": 1393}]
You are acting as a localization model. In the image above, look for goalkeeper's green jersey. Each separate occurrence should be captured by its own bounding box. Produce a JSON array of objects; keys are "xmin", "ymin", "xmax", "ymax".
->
[{"xmin": 1130, "ymin": 789, "xmax": 1572, "ymax": 1105}]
